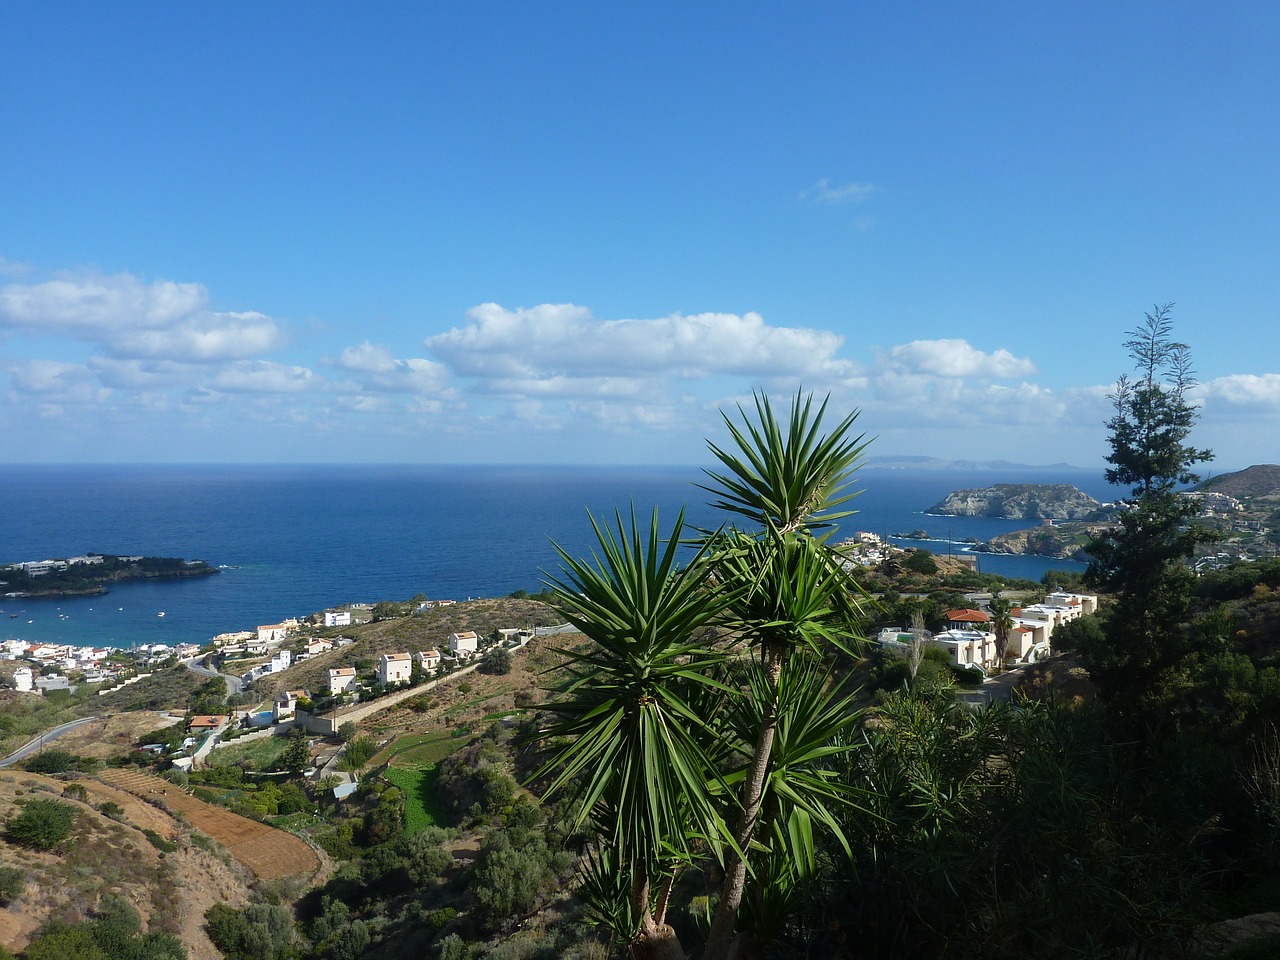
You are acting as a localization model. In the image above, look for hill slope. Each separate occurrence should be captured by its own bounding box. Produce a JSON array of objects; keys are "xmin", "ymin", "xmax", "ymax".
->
[{"xmin": 1199, "ymin": 464, "xmax": 1280, "ymax": 500}]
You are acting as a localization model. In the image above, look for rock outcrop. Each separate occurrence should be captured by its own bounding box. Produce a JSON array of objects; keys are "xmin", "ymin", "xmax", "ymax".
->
[
  {"xmin": 928, "ymin": 484, "xmax": 1102, "ymax": 520},
  {"xmin": 974, "ymin": 522, "xmax": 1111, "ymax": 561}
]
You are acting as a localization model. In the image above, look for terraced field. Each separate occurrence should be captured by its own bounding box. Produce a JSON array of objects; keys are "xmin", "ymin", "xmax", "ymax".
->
[{"xmin": 97, "ymin": 768, "xmax": 319, "ymax": 881}]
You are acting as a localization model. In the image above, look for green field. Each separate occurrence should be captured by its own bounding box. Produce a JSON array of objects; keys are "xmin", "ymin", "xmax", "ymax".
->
[
  {"xmin": 374, "ymin": 730, "xmax": 464, "ymax": 769},
  {"xmin": 207, "ymin": 734, "xmax": 290, "ymax": 770},
  {"xmin": 383, "ymin": 765, "xmax": 447, "ymax": 834}
]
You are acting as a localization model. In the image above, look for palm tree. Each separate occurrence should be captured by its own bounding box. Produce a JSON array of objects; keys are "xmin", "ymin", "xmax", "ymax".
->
[
  {"xmin": 699, "ymin": 391, "xmax": 871, "ymax": 960},
  {"xmin": 534, "ymin": 508, "xmax": 730, "ymax": 959},
  {"xmin": 990, "ymin": 596, "xmax": 1014, "ymax": 667},
  {"xmin": 535, "ymin": 392, "xmax": 871, "ymax": 960}
]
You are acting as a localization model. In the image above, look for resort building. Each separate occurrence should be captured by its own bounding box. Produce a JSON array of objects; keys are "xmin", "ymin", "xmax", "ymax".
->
[
  {"xmin": 257, "ymin": 622, "xmax": 292, "ymax": 644},
  {"xmin": 274, "ymin": 689, "xmax": 308, "ymax": 723},
  {"xmin": 448, "ymin": 631, "xmax": 480, "ymax": 659},
  {"xmin": 323, "ymin": 610, "xmax": 352, "ymax": 627},
  {"xmin": 378, "ymin": 652, "xmax": 413, "ymax": 686},
  {"xmin": 329, "ymin": 666, "xmax": 357, "ymax": 695}
]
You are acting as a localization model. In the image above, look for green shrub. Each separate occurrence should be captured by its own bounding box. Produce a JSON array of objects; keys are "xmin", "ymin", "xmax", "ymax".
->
[
  {"xmin": 0, "ymin": 866, "xmax": 25, "ymax": 905},
  {"xmin": 5, "ymin": 798, "xmax": 75, "ymax": 850},
  {"xmin": 22, "ymin": 750, "xmax": 78, "ymax": 774},
  {"xmin": 144, "ymin": 829, "xmax": 180, "ymax": 853}
]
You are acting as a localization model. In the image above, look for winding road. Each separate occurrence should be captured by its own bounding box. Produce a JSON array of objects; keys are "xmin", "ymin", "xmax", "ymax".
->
[{"xmin": 0, "ymin": 716, "xmax": 101, "ymax": 768}]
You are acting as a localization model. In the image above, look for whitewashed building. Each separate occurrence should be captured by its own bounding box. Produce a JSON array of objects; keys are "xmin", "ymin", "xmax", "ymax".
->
[
  {"xmin": 329, "ymin": 666, "xmax": 357, "ymax": 695},
  {"xmin": 448, "ymin": 631, "xmax": 480, "ymax": 659},
  {"xmin": 378, "ymin": 652, "xmax": 413, "ymax": 686}
]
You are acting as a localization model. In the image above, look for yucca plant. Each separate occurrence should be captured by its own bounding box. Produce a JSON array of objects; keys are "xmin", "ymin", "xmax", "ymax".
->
[
  {"xmin": 701, "ymin": 392, "xmax": 871, "ymax": 960},
  {"xmin": 534, "ymin": 507, "xmax": 732, "ymax": 959}
]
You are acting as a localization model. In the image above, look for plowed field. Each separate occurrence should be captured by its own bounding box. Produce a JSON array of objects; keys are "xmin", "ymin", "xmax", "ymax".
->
[{"xmin": 97, "ymin": 769, "xmax": 319, "ymax": 881}]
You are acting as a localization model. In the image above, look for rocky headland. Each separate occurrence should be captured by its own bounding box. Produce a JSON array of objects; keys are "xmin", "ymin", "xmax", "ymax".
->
[
  {"xmin": 974, "ymin": 522, "xmax": 1113, "ymax": 561},
  {"xmin": 928, "ymin": 483, "xmax": 1104, "ymax": 521}
]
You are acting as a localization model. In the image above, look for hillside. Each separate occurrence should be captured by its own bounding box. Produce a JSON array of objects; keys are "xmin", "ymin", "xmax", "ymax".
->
[
  {"xmin": 928, "ymin": 483, "xmax": 1103, "ymax": 520},
  {"xmin": 256, "ymin": 596, "xmax": 558, "ymax": 699},
  {"xmin": 1199, "ymin": 464, "xmax": 1280, "ymax": 501},
  {"xmin": 0, "ymin": 770, "xmax": 256, "ymax": 959}
]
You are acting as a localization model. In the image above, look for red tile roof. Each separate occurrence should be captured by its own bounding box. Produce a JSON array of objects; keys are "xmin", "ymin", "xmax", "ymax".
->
[{"xmin": 946, "ymin": 609, "xmax": 990, "ymax": 623}]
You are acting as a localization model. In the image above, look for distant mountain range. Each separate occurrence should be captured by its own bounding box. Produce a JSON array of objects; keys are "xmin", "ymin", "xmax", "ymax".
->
[{"xmin": 864, "ymin": 455, "xmax": 1084, "ymax": 471}]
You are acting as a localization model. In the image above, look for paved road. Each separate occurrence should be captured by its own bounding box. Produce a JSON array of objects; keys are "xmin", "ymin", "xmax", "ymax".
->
[
  {"xmin": 0, "ymin": 716, "xmax": 101, "ymax": 768},
  {"xmin": 185, "ymin": 656, "xmax": 243, "ymax": 696},
  {"xmin": 954, "ymin": 666, "xmax": 1029, "ymax": 708}
]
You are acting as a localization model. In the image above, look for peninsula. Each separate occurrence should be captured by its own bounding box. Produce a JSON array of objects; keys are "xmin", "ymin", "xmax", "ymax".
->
[{"xmin": 0, "ymin": 553, "xmax": 218, "ymax": 599}]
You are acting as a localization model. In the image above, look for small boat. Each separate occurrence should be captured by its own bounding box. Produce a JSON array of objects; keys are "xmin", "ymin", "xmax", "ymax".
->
[{"xmin": 157, "ymin": 611, "xmax": 166, "ymax": 618}]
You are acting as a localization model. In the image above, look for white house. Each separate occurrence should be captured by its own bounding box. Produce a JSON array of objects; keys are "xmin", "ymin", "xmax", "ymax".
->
[
  {"xmin": 257, "ymin": 622, "xmax": 291, "ymax": 645},
  {"xmin": 323, "ymin": 610, "xmax": 352, "ymax": 628},
  {"xmin": 448, "ymin": 631, "xmax": 480, "ymax": 658},
  {"xmin": 12, "ymin": 667, "xmax": 33, "ymax": 693},
  {"xmin": 329, "ymin": 666, "xmax": 357, "ymax": 695},
  {"xmin": 378, "ymin": 652, "xmax": 413, "ymax": 686},
  {"xmin": 932, "ymin": 628, "xmax": 999, "ymax": 672},
  {"xmin": 306, "ymin": 638, "xmax": 335, "ymax": 656},
  {"xmin": 415, "ymin": 649, "xmax": 441, "ymax": 674},
  {"xmin": 269, "ymin": 649, "xmax": 293, "ymax": 673},
  {"xmin": 273, "ymin": 689, "xmax": 308, "ymax": 723}
]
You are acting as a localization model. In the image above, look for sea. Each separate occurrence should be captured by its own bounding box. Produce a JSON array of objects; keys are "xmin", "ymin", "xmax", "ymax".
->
[{"xmin": 0, "ymin": 464, "xmax": 1121, "ymax": 650}]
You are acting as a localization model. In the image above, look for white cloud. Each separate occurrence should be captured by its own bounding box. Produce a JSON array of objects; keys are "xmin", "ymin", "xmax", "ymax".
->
[
  {"xmin": 882, "ymin": 339, "xmax": 1037, "ymax": 379},
  {"xmin": 0, "ymin": 272, "xmax": 285, "ymax": 361},
  {"xmin": 86, "ymin": 357, "xmax": 199, "ymax": 389},
  {"xmin": 5, "ymin": 359, "xmax": 111, "ymax": 407},
  {"xmin": 206, "ymin": 361, "xmax": 314, "ymax": 394},
  {"xmin": 1198, "ymin": 373, "xmax": 1280, "ymax": 407},
  {"xmin": 803, "ymin": 179, "xmax": 876, "ymax": 205},
  {"xmin": 426, "ymin": 303, "xmax": 851, "ymax": 388},
  {"xmin": 331, "ymin": 342, "xmax": 450, "ymax": 394}
]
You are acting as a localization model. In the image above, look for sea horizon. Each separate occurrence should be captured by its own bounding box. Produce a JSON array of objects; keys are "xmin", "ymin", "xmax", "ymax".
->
[{"xmin": 2, "ymin": 463, "xmax": 1120, "ymax": 650}]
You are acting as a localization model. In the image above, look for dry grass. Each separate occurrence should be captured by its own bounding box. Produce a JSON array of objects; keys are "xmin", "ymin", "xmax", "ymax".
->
[{"xmin": 0, "ymin": 771, "xmax": 254, "ymax": 960}]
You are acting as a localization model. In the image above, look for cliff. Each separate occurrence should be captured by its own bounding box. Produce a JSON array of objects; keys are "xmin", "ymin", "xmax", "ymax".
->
[{"xmin": 928, "ymin": 483, "xmax": 1103, "ymax": 520}]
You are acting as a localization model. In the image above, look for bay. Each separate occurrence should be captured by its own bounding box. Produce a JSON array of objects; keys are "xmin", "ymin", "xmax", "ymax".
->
[{"xmin": 0, "ymin": 464, "xmax": 1118, "ymax": 649}]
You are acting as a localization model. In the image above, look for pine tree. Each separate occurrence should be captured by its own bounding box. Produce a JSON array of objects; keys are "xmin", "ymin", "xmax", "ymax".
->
[{"xmin": 1083, "ymin": 304, "xmax": 1215, "ymax": 704}]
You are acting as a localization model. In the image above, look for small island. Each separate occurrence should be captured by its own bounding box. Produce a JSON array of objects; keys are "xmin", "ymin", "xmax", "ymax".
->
[
  {"xmin": 927, "ymin": 483, "xmax": 1104, "ymax": 520},
  {"xmin": 0, "ymin": 553, "xmax": 218, "ymax": 599}
]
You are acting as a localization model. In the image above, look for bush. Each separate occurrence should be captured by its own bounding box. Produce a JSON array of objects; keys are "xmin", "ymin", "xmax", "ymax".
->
[
  {"xmin": 0, "ymin": 866, "xmax": 25, "ymax": 905},
  {"xmin": 144, "ymin": 829, "xmax": 179, "ymax": 853},
  {"xmin": 903, "ymin": 549, "xmax": 939, "ymax": 575},
  {"xmin": 22, "ymin": 750, "xmax": 78, "ymax": 774},
  {"xmin": 481, "ymin": 648, "xmax": 513, "ymax": 675},
  {"xmin": 341, "ymin": 736, "xmax": 378, "ymax": 771},
  {"xmin": 204, "ymin": 902, "xmax": 294, "ymax": 960},
  {"xmin": 5, "ymin": 798, "xmax": 75, "ymax": 850}
]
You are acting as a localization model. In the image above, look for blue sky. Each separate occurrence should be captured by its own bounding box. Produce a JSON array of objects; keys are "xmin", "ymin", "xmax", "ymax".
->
[{"xmin": 2, "ymin": 3, "xmax": 1278, "ymax": 470}]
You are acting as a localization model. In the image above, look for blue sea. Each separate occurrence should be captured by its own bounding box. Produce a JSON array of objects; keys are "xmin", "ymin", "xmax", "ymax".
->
[{"xmin": 0, "ymin": 464, "xmax": 1119, "ymax": 649}]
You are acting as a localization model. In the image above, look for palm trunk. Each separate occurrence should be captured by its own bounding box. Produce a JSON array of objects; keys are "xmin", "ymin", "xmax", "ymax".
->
[
  {"xmin": 703, "ymin": 642, "xmax": 784, "ymax": 960},
  {"xmin": 629, "ymin": 866, "xmax": 687, "ymax": 960}
]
